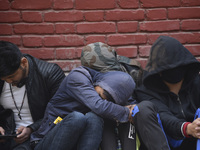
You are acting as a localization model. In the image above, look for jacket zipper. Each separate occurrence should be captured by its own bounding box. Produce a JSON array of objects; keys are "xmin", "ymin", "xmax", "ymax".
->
[{"xmin": 177, "ymin": 96, "xmax": 186, "ymax": 118}]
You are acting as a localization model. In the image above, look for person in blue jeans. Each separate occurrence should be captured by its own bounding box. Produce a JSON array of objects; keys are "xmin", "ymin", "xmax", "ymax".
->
[
  {"xmin": 135, "ymin": 36, "xmax": 200, "ymax": 150},
  {"xmin": 30, "ymin": 66, "xmax": 136, "ymax": 150},
  {"xmin": 33, "ymin": 111, "xmax": 103, "ymax": 150}
]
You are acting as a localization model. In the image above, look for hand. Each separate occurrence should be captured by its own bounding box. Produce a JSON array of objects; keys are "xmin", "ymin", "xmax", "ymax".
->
[
  {"xmin": 0, "ymin": 126, "xmax": 5, "ymax": 135},
  {"xmin": 0, "ymin": 126, "xmax": 6, "ymax": 143},
  {"xmin": 126, "ymin": 104, "xmax": 136, "ymax": 124},
  {"xmin": 186, "ymin": 118, "xmax": 200, "ymax": 139},
  {"xmin": 15, "ymin": 126, "xmax": 33, "ymax": 144}
]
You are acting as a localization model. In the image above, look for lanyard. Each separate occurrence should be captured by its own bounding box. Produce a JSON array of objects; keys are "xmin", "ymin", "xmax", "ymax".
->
[{"xmin": 9, "ymin": 84, "xmax": 27, "ymax": 120}]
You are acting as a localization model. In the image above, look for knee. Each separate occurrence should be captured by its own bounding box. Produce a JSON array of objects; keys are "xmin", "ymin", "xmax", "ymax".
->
[
  {"xmin": 136, "ymin": 101, "xmax": 157, "ymax": 120},
  {"xmin": 85, "ymin": 112, "xmax": 103, "ymax": 124},
  {"xmin": 63, "ymin": 111, "xmax": 87, "ymax": 126},
  {"xmin": 85, "ymin": 112, "xmax": 104, "ymax": 130}
]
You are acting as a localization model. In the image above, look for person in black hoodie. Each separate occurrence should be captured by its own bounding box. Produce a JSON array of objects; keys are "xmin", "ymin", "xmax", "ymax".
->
[{"xmin": 135, "ymin": 36, "xmax": 200, "ymax": 150}]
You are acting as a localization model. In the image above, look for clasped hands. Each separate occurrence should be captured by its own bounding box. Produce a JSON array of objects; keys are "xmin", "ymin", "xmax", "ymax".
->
[{"xmin": 126, "ymin": 104, "xmax": 136, "ymax": 124}]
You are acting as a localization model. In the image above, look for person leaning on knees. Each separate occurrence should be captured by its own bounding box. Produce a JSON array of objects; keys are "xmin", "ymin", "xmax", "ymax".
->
[
  {"xmin": 135, "ymin": 36, "xmax": 200, "ymax": 150},
  {"xmin": 30, "ymin": 66, "xmax": 135, "ymax": 150},
  {"xmin": 0, "ymin": 41, "xmax": 65, "ymax": 150},
  {"xmin": 81, "ymin": 42, "xmax": 170, "ymax": 150}
]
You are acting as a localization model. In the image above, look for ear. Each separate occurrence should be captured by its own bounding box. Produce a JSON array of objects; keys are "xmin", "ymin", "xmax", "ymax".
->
[{"xmin": 20, "ymin": 57, "xmax": 28, "ymax": 68}]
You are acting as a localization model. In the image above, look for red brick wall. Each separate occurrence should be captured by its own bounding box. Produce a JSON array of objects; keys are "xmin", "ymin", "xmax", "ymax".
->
[{"xmin": 0, "ymin": 0, "xmax": 200, "ymax": 71}]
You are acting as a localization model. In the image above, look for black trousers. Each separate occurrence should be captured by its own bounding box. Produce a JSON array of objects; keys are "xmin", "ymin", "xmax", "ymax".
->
[
  {"xmin": 170, "ymin": 138, "xmax": 196, "ymax": 150},
  {"xmin": 101, "ymin": 101, "xmax": 169, "ymax": 150},
  {"xmin": 100, "ymin": 120, "xmax": 136, "ymax": 150}
]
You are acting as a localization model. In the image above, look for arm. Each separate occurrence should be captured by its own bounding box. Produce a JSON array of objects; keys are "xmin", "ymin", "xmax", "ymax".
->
[
  {"xmin": 135, "ymin": 86, "xmax": 184, "ymax": 140},
  {"xmin": 67, "ymin": 70, "xmax": 130, "ymax": 123},
  {"xmin": 28, "ymin": 63, "xmax": 65, "ymax": 131},
  {"xmin": 45, "ymin": 63, "xmax": 65, "ymax": 98}
]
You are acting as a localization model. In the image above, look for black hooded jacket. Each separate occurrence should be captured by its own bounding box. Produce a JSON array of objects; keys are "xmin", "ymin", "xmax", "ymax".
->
[
  {"xmin": 135, "ymin": 36, "xmax": 200, "ymax": 140},
  {"xmin": 0, "ymin": 54, "xmax": 65, "ymax": 132}
]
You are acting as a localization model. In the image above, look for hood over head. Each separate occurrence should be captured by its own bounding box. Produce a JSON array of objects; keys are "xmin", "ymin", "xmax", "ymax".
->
[
  {"xmin": 81, "ymin": 42, "xmax": 122, "ymax": 72},
  {"xmin": 93, "ymin": 70, "xmax": 135, "ymax": 105},
  {"xmin": 143, "ymin": 36, "xmax": 200, "ymax": 92}
]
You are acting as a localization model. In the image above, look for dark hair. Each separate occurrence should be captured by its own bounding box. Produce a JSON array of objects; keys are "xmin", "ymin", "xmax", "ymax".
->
[
  {"xmin": 103, "ymin": 90, "xmax": 114, "ymax": 103},
  {"xmin": 0, "ymin": 41, "xmax": 22, "ymax": 78}
]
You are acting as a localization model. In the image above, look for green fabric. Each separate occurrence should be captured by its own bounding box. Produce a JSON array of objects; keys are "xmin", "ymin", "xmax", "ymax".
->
[
  {"xmin": 81, "ymin": 42, "xmax": 124, "ymax": 72},
  {"xmin": 81, "ymin": 42, "xmax": 141, "ymax": 72},
  {"xmin": 136, "ymin": 133, "xmax": 140, "ymax": 150}
]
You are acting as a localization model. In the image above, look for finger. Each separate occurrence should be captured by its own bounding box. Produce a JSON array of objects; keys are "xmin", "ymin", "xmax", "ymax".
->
[
  {"xmin": 16, "ymin": 126, "xmax": 24, "ymax": 134},
  {"xmin": 0, "ymin": 127, "xmax": 5, "ymax": 135},
  {"xmin": 196, "ymin": 121, "xmax": 200, "ymax": 126},
  {"xmin": 17, "ymin": 129, "xmax": 26, "ymax": 138},
  {"xmin": 195, "ymin": 127, "xmax": 200, "ymax": 132},
  {"xmin": 15, "ymin": 133, "xmax": 27, "ymax": 144}
]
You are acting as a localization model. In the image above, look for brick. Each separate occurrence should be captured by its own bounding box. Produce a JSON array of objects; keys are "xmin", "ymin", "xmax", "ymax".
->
[
  {"xmin": 169, "ymin": 33, "xmax": 200, "ymax": 44},
  {"xmin": 53, "ymin": 0, "xmax": 73, "ymax": 10},
  {"xmin": 75, "ymin": 0, "xmax": 115, "ymax": 10},
  {"xmin": 140, "ymin": 21, "xmax": 180, "ymax": 32},
  {"xmin": 0, "ymin": 36, "xmax": 21, "ymax": 46},
  {"xmin": 148, "ymin": 33, "xmax": 200, "ymax": 45},
  {"xmin": 56, "ymin": 48, "xmax": 78, "ymax": 59},
  {"xmin": 118, "ymin": 0, "xmax": 139, "ymax": 9},
  {"xmin": 0, "ymin": 24, "xmax": 12, "ymax": 35},
  {"xmin": 139, "ymin": 46, "xmax": 151, "ymax": 57},
  {"xmin": 0, "ymin": 0, "xmax": 10, "ymax": 10},
  {"xmin": 106, "ymin": 10, "xmax": 144, "ymax": 21},
  {"xmin": 140, "ymin": 0, "xmax": 180, "ymax": 8},
  {"xmin": 77, "ymin": 22, "xmax": 116, "ymax": 34},
  {"xmin": 108, "ymin": 34, "xmax": 147, "ymax": 46},
  {"xmin": 22, "ymin": 12, "xmax": 42, "ymax": 23},
  {"xmin": 169, "ymin": 8, "xmax": 200, "ymax": 19},
  {"xmin": 185, "ymin": 45, "xmax": 200, "ymax": 56},
  {"xmin": 84, "ymin": 11, "xmax": 104, "ymax": 22},
  {"xmin": 146, "ymin": 9, "xmax": 167, "ymax": 20},
  {"xmin": 182, "ymin": 0, "xmax": 200, "ymax": 6},
  {"xmin": 85, "ymin": 35, "xmax": 106, "ymax": 45},
  {"xmin": 0, "ymin": 12, "xmax": 20, "ymax": 23},
  {"xmin": 76, "ymin": 48, "xmax": 82, "ymax": 58},
  {"xmin": 45, "ymin": 11, "xmax": 83, "ymax": 22},
  {"xmin": 20, "ymin": 48, "xmax": 55, "ymax": 60},
  {"xmin": 55, "ymin": 23, "xmax": 75, "ymax": 34},
  {"xmin": 22, "ymin": 36, "xmax": 43, "ymax": 47},
  {"xmin": 44, "ymin": 35, "xmax": 84, "ymax": 47},
  {"xmin": 117, "ymin": 22, "xmax": 138, "ymax": 33},
  {"xmin": 147, "ymin": 33, "xmax": 169, "ymax": 44},
  {"xmin": 116, "ymin": 46, "xmax": 137, "ymax": 57},
  {"xmin": 14, "ymin": 24, "xmax": 54, "ymax": 34},
  {"xmin": 181, "ymin": 20, "xmax": 200, "ymax": 31},
  {"xmin": 139, "ymin": 59, "xmax": 148, "ymax": 69},
  {"xmin": 11, "ymin": 0, "xmax": 52, "ymax": 10},
  {"xmin": 56, "ymin": 60, "xmax": 81, "ymax": 72}
]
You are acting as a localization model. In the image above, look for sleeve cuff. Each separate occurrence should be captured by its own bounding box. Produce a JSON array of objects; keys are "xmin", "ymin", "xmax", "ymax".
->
[{"xmin": 182, "ymin": 122, "xmax": 192, "ymax": 138}]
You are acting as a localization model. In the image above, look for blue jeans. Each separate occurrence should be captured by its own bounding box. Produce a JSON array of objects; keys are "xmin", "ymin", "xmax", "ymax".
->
[{"xmin": 35, "ymin": 111, "xmax": 103, "ymax": 150}]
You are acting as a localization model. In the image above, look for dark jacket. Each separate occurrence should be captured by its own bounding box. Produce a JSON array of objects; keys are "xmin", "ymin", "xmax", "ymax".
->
[
  {"xmin": 31, "ymin": 66, "xmax": 135, "ymax": 142},
  {"xmin": 135, "ymin": 36, "xmax": 200, "ymax": 140},
  {"xmin": 0, "ymin": 54, "xmax": 65, "ymax": 132}
]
